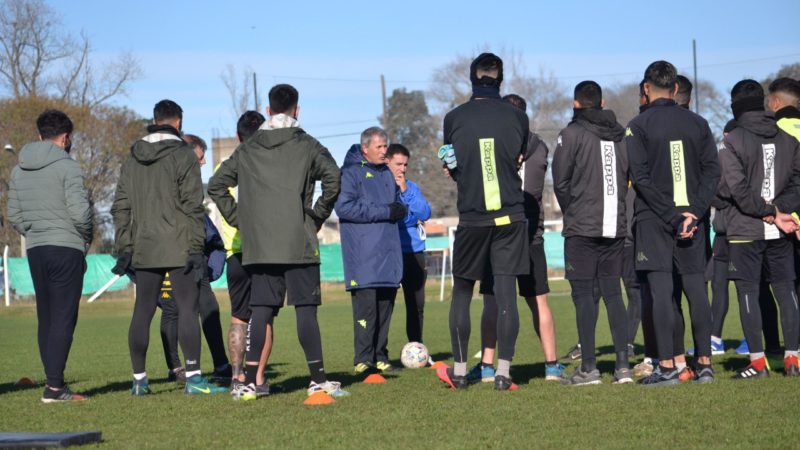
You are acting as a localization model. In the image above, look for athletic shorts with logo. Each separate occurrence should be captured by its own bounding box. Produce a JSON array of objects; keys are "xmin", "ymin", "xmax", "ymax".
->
[
  {"xmin": 564, "ymin": 236, "xmax": 624, "ymax": 280},
  {"xmin": 245, "ymin": 263, "xmax": 321, "ymax": 308},
  {"xmin": 479, "ymin": 240, "xmax": 549, "ymax": 297},
  {"xmin": 452, "ymin": 221, "xmax": 529, "ymax": 281},
  {"xmin": 727, "ymin": 239, "xmax": 795, "ymax": 283},
  {"xmin": 634, "ymin": 218, "xmax": 709, "ymax": 274}
]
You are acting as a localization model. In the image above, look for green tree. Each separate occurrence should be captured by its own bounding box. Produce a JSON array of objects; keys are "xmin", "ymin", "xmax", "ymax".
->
[{"xmin": 381, "ymin": 88, "xmax": 457, "ymax": 217}]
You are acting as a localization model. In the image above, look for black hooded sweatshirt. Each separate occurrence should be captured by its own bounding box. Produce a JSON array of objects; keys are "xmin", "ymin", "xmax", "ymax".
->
[
  {"xmin": 552, "ymin": 108, "xmax": 628, "ymax": 238},
  {"xmin": 625, "ymin": 98, "xmax": 720, "ymax": 232},
  {"xmin": 718, "ymin": 110, "xmax": 800, "ymax": 240}
]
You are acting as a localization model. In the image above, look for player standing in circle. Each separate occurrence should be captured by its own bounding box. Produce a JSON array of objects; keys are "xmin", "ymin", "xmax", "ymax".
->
[
  {"xmin": 435, "ymin": 53, "xmax": 529, "ymax": 391},
  {"xmin": 552, "ymin": 81, "xmax": 631, "ymax": 385},
  {"xmin": 625, "ymin": 61, "xmax": 720, "ymax": 386},
  {"xmin": 209, "ymin": 84, "xmax": 348, "ymax": 400},
  {"xmin": 719, "ymin": 79, "xmax": 800, "ymax": 379},
  {"xmin": 112, "ymin": 100, "xmax": 225, "ymax": 395}
]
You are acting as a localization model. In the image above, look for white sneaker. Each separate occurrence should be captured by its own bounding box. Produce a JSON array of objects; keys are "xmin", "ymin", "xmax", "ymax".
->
[{"xmin": 307, "ymin": 380, "xmax": 349, "ymax": 397}]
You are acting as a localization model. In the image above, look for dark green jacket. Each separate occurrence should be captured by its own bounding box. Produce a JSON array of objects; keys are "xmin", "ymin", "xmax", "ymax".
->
[
  {"xmin": 7, "ymin": 141, "xmax": 93, "ymax": 252},
  {"xmin": 208, "ymin": 127, "xmax": 340, "ymax": 266},
  {"xmin": 111, "ymin": 126, "xmax": 205, "ymax": 269}
]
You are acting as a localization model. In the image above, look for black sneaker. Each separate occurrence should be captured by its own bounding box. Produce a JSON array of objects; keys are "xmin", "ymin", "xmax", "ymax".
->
[
  {"xmin": 167, "ymin": 367, "xmax": 186, "ymax": 384},
  {"xmin": 436, "ymin": 366, "xmax": 468, "ymax": 390},
  {"xmin": 560, "ymin": 344, "xmax": 582, "ymax": 362},
  {"xmin": 731, "ymin": 363, "xmax": 769, "ymax": 380},
  {"xmin": 41, "ymin": 385, "xmax": 88, "ymax": 403},
  {"xmin": 561, "ymin": 367, "xmax": 601, "ymax": 386},
  {"xmin": 694, "ymin": 365, "xmax": 715, "ymax": 384},
  {"xmin": 639, "ymin": 365, "xmax": 680, "ymax": 386},
  {"xmin": 211, "ymin": 364, "xmax": 233, "ymax": 382},
  {"xmin": 494, "ymin": 375, "xmax": 518, "ymax": 391},
  {"xmin": 376, "ymin": 361, "xmax": 399, "ymax": 373}
]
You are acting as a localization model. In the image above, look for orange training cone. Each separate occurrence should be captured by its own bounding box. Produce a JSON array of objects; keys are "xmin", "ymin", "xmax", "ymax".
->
[
  {"xmin": 15, "ymin": 377, "xmax": 35, "ymax": 386},
  {"xmin": 363, "ymin": 373, "xmax": 387, "ymax": 384},
  {"xmin": 429, "ymin": 361, "xmax": 449, "ymax": 370},
  {"xmin": 304, "ymin": 391, "xmax": 336, "ymax": 405}
]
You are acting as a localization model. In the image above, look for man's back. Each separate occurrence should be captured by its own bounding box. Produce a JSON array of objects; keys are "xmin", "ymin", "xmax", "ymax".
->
[
  {"xmin": 444, "ymin": 98, "xmax": 528, "ymax": 225},
  {"xmin": 113, "ymin": 129, "xmax": 204, "ymax": 268},
  {"xmin": 9, "ymin": 141, "xmax": 92, "ymax": 252},
  {"xmin": 626, "ymin": 98, "xmax": 720, "ymax": 226}
]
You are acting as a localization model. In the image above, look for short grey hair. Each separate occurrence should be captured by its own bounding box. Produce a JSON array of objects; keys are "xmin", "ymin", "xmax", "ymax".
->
[{"xmin": 360, "ymin": 126, "xmax": 387, "ymax": 148}]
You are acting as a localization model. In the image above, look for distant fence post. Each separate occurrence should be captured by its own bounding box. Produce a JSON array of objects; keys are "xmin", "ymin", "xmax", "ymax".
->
[{"xmin": 4, "ymin": 245, "xmax": 9, "ymax": 307}]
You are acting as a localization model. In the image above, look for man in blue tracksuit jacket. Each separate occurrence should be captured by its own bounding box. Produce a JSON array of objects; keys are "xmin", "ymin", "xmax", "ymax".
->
[
  {"xmin": 385, "ymin": 143, "xmax": 432, "ymax": 343},
  {"xmin": 335, "ymin": 127, "xmax": 407, "ymax": 375}
]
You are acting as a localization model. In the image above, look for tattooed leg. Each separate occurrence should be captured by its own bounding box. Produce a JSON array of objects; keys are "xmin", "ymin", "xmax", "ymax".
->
[{"xmin": 228, "ymin": 320, "xmax": 247, "ymax": 381}]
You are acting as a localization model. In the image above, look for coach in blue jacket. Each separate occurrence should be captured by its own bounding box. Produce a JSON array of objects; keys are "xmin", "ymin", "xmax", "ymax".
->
[
  {"xmin": 385, "ymin": 144, "xmax": 432, "ymax": 344},
  {"xmin": 336, "ymin": 127, "xmax": 407, "ymax": 375}
]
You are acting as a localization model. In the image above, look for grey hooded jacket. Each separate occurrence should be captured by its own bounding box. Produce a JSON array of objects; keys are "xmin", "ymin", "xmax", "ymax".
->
[{"xmin": 7, "ymin": 141, "xmax": 93, "ymax": 252}]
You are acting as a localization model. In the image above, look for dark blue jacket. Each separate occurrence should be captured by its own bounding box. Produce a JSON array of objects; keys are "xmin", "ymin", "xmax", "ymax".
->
[
  {"xmin": 335, "ymin": 144, "xmax": 402, "ymax": 291},
  {"xmin": 399, "ymin": 180, "xmax": 431, "ymax": 253},
  {"xmin": 204, "ymin": 215, "xmax": 226, "ymax": 282}
]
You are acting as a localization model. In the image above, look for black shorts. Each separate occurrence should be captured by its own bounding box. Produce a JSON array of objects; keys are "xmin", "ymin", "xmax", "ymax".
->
[
  {"xmin": 452, "ymin": 221, "xmax": 529, "ymax": 281},
  {"xmin": 226, "ymin": 253, "xmax": 251, "ymax": 321},
  {"xmin": 246, "ymin": 263, "xmax": 321, "ymax": 307},
  {"xmin": 622, "ymin": 243, "xmax": 640, "ymax": 289},
  {"xmin": 479, "ymin": 241, "xmax": 549, "ymax": 297},
  {"xmin": 728, "ymin": 239, "xmax": 795, "ymax": 283},
  {"xmin": 634, "ymin": 218, "xmax": 708, "ymax": 274},
  {"xmin": 563, "ymin": 236, "xmax": 624, "ymax": 280}
]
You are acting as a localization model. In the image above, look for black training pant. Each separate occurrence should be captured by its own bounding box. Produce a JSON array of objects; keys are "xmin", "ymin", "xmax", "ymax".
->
[
  {"xmin": 159, "ymin": 272, "xmax": 229, "ymax": 369},
  {"xmin": 130, "ymin": 268, "xmax": 201, "ymax": 373},
  {"xmin": 451, "ymin": 275, "xmax": 519, "ymax": 363},
  {"xmin": 401, "ymin": 252, "xmax": 426, "ymax": 343},
  {"xmin": 351, "ymin": 287, "xmax": 397, "ymax": 365},
  {"xmin": 28, "ymin": 246, "xmax": 85, "ymax": 388}
]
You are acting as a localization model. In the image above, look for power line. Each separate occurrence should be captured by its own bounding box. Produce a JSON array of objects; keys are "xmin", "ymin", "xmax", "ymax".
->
[
  {"xmin": 267, "ymin": 52, "xmax": 800, "ymax": 85},
  {"xmin": 315, "ymin": 131, "xmax": 362, "ymax": 139}
]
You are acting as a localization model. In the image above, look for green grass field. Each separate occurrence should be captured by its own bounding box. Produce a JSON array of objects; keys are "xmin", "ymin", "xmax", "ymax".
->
[{"xmin": 1, "ymin": 280, "xmax": 798, "ymax": 449}]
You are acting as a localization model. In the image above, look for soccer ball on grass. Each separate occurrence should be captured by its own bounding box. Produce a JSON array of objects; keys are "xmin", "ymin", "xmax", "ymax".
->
[{"xmin": 400, "ymin": 342, "xmax": 429, "ymax": 369}]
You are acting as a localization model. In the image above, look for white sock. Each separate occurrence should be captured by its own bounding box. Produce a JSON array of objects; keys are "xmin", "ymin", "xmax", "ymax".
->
[
  {"xmin": 454, "ymin": 362, "xmax": 467, "ymax": 377},
  {"xmin": 711, "ymin": 336, "xmax": 722, "ymax": 344},
  {"xmin": 785, "ymin": 350, "xmax": 798, "ymax": 358},
  {"xmin": 750, "ymin": 352, "xmax": 765, "ymax": 361},
  {"xmin": 676, "ymin": 361, "xmax": 687, "ymax": 371},
  {"xmin": 133, "ymin": 372, "xmax": 147, "ymax": 381},
  {"xmin": 496, "ymin": 359, "xmax": 511, "ymax": 378},
  {"xmin": 185, "ymin": 370, "xmax": 201, "ymax": 379}
]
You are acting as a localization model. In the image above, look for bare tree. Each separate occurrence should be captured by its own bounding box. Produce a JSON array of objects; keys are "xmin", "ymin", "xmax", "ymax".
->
[
  {"xmin": 221, "ymin": 64, "xmax": 261, "ymax": 119},
  {"xmin": 0, "ymin": 0, "xmax": 141, "ymax": 103}
]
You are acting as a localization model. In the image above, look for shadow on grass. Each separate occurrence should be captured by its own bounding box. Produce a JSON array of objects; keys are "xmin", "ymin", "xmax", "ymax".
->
[{"xmin": 0, "ymin": 381, "xmax": 41, "ymax": 395}]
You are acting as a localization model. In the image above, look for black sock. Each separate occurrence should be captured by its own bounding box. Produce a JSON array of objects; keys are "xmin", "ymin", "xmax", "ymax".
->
[
  {"xmin": 545, "ymin": 360, "xmax": 556, "ymax": 366},
  {"xmin": 244, "ymin": 364, "xmax": 258, "ymax": 385},
  {"xmin": 615, "ymin": 351, "xmax": 628, "ymax": 370},
  {"xmin": 308, "ymin": 360, "xmax": 326, "ymax": 384},
  {"xmin": 481, "ymin": 362, "xmax": 494, "ymax": 369}
]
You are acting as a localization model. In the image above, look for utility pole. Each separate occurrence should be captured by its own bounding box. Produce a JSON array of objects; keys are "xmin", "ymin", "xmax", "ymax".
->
[
  {"xmin": 380, "ymin": 74, "xmax": 388, "ymax": 127},
  {"xmin": 693, "ymin": 39, "xmax": 699, "ymax": 115},
  {"xmin": 253, "ymin": 72, "xmax": 259, "ymax": 112}
]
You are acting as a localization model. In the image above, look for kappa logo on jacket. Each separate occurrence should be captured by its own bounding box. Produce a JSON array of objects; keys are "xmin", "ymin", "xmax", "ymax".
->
[{"xmin": 636, "ymin": 252, "xmax": 648, "ymax": 262}]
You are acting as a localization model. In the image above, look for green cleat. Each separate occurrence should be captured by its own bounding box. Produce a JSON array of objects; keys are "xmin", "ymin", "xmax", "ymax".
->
[
  {"xmin": 184, "ymin": 375, "xmax": 228, "ymax": 395},
  {"xmin": 131, "ymin": 378, "xmax": 151, "ymax": 396}
]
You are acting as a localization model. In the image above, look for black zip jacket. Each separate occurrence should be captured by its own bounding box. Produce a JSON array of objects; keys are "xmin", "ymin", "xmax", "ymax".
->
[
  {"xmin": 443, "ymin": 98, "xmax": 528, "ymax": 226},
  {"xmin": 553, "ymin": 108, "xmax": 628, "ymax": 238},
  {"xmin": 522, "ymin": 133, "xmax": 548, "ymax": 243},
  {"xmin": 625, "ymin": 98, "xmax": 720, "ymax": 231},
  {"xmin": 718, "ymin": 111, "xmax": 800, "ymax": 241}
]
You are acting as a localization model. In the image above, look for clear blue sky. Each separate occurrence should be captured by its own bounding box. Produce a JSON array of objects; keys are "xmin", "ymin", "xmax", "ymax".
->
[{"xmin": 50, "ymin": 0, "xmax": 800, "ymax": 180}]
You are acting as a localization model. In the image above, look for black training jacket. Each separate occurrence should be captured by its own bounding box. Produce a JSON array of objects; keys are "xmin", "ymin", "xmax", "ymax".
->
[
  {"xmin": 443, "ymin": 98, "xmax": 528, "ymax": 227},
  {"xmin": 625, "ymin": 98, "xmax": 720, "ymax": 231},
  {"xmin": 718, "ymin": 111, "xmax": 800, "ymax": 241},
  {"xmin": 552, "ymin": 108, "xmax": 628, "ymax": 238},
  {"xmin": 522, "ymin": 133, "xmax": 548, "ymax": 243}
]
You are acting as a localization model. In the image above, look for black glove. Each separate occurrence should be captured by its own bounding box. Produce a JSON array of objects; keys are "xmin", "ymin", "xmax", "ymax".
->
[
  {"xmin": 183, "ymin": 253, "xmax": 205, "ymax": 283},
  {"xmin": 111, "ymin": 252, "xmax": 132, "ymax": 275},
  {"xmin": 305, "ymin": 208, "xmax": 324, "ymax": 231},
  {"xmin": 388, "ymin": 202, "xmax": 408, "ymax": 222}
]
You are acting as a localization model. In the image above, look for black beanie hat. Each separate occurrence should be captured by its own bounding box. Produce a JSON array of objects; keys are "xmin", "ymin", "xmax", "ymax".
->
[{"xmin": 470, "ymin": 53, "xmax": 503, "ymax": 87}]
